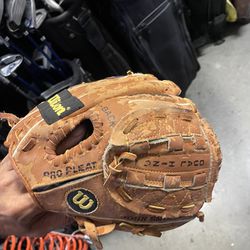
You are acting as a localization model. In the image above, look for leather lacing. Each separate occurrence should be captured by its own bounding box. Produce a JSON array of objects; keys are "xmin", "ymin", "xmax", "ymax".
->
[
  {"xmin": 0, "ymin": 112, "xmax": 20, "ymax": 127},
  {"xmin": 76, "ymin": 218, "xmax": 116, "ymax": 250},
  {"xmin": 104, "ymin": 152, "xmax": 137, "ymax": 185},
  {"xmin": 44, "ymin": 112, "xmax": 104, "ymax": 164},
  {"xmin": 75, "ymin": 211, "xmax": 204, "ymax": 249},
  {"xmin": 118, "ymin": 222, "xmax": 162, "ymax": 237}
]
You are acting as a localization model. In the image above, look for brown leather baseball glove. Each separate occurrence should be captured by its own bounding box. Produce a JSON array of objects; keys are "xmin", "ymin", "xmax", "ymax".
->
[{"xmin": 1, "ymin": 73, "xmax": 222, "ymax": 249}]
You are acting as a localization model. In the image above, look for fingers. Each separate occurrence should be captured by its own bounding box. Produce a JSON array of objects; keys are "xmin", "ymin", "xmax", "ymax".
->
[
  {"xmin": 0, "ymin": 154, "xmax": 13, "ymax": 170},
  {"xmin": 3, "ymin": 202, "xmax": 71, "ymax": 237},
  {"xmin": 0, "ymin": 192, "xmax": 39, "ymax": 236},
  {"xmin": 28, "ymin": 212, "xmax": 73, "ymax": 237},
  {"xmin": 0, "ymin": 155, "xmax": 28, "ymax": 194}
]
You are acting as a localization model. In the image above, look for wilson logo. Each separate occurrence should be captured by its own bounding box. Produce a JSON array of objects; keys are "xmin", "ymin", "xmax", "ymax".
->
[
  {"xmin": 47, "ymin": 94, "xmax": 67, "ymax": 116},
  {"xmin": 38, "ymin": 89, "xmax": 84, "ymax": 125},
  {"xmin": 67, "ymin": 189, "xmax": 98, "ymax": 214},
  {"xmin": 73, "ymin": 191, "xmax": 94, "ymax": 210}
]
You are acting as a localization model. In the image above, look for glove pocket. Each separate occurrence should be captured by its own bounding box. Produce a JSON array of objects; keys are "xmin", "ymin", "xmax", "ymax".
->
[{"xmin": 106, "ymin": 165, "xmax": 209, "ymax": 219}]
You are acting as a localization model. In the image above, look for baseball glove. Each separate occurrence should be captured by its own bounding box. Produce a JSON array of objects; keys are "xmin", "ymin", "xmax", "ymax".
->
[{"xmin": 1, "ymin": 73, "xmax": 222, "ymax": 249}]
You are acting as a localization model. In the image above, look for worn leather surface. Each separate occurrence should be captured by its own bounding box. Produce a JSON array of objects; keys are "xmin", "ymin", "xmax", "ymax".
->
[{"xmin": 2, "ymin": 73, "xmax": 222, "ymax": 241}]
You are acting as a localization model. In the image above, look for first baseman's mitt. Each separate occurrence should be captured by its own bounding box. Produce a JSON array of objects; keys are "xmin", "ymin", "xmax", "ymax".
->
[{"xmin": 1, "ymin": 73, "xmax": 222, "ymax": 249}]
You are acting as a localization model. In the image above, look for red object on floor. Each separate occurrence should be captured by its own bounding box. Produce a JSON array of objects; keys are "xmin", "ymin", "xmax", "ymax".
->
[{"xmin": 3, "ymin": 232, "xmax": 89, "ymax": 250}]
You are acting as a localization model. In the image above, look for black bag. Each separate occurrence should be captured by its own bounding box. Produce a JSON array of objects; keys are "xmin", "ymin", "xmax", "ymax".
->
[
  {"xmin": 41, "ymin": 0, "xmax": 131, "ymax": 80},
  {"xmin": 88, "ymin": 0, "xmax": 199, "ymax": 95},
  {"xmin": 184, "ymin": 0, "xmax": 227, "ymax": 47}
]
